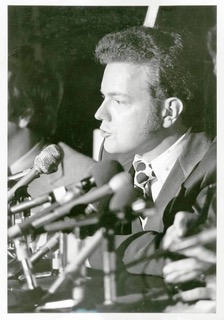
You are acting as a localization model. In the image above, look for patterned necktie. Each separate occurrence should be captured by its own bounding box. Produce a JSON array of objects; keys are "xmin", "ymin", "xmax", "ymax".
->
[{"xmin": 133, "ymin": 157, "xmax": 156, "ymax": 199}]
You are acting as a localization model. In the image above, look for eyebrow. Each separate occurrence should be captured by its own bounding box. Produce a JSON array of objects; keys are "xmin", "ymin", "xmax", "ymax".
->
[{"xmin": 100, "ymin": 90, "xmax": 130, "ymax": 98}]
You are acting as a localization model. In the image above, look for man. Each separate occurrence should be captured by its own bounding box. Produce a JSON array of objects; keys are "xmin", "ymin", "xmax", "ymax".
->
[
  {"xmin": 94, "ymin": 26, "xmax": 214, "ymax": 232},
  {"xmin": 89, "ymin": 26, "xmax": 214, "ymax": 267},
  {"xmin": 83, "ymin": 28, "xmax": 216, "ymax": 312}
]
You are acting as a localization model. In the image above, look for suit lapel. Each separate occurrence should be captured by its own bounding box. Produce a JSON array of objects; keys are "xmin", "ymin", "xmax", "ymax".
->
[{"xmin": 145, "ymin": 132, "xmax": 212, "ymax": 232}]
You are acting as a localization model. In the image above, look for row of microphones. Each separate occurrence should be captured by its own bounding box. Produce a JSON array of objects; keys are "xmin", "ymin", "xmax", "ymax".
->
[
  {"xmin": 22, "ymin": 185, "xmax": 156, "ymax": 236},
  {"xmin": 8, "ymin": 147, "xmax": 158, "ymax": 306},
  {"xmin": 7, "ymin": 159, "xmax": 125, "ymax": 239},
  {"xmin": 8, "ymin": 160, "xmax": 156, "ymax": 239},
  {"xmin": 8, "ymin": 144, "xmax": 64, "ymax": 202},
  {"xmin": 8, "ymin": 156, "xmax": 119, "ymax": 215}
]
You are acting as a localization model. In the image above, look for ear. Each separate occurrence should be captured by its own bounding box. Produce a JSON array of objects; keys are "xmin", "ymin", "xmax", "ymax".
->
[
  {"xmin": 18, "ymin": 107, "xmax": 33, "ymax": 129},
  {"xmin": 18, "ymin": 115, "xmax": 31, "ymax": 129},
  {"xmin": 161, "ymin": 97, "xmax": 184, "ymax": 128}
]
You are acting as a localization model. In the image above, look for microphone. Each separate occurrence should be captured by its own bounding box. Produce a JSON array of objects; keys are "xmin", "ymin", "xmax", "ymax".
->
[
  {"xmin": 30, "ymin": 232, "xmax": 60, "ymax": 264},
  {"xmin": 8, "ymin": 168, "xmax": 31, "ymax": 183},
  {"xmin": 109, "ymin": 184, "xmax": 156, "ymax": 222},
  {"xmin": 8, "ymin": 144, "xmax": 64, "ymax": 202},
  {"xmin": 31, "ymin": 171, "xmax": 132, "ymax": 230},
  {"xmin": 43, "ymin": 216, "xmax": 99, "ymax": 233},
  {"xmin": 13, "ymin": 238, "xmax": 38, "ymax": 290},
  {"xmin": 9, "ymin": 183, "xmax": 84, "ymax": 215},
  {"xmin": 9, "ymin": 193, "xmax": 56, "ymax": 215},
  {"xmin": 8, "ymin": 160, "xmax": 124, "ymax": 239}
]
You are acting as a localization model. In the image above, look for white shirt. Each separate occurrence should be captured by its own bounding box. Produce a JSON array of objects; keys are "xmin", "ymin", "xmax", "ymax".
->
[{"xmin": 133, "ymin": 129, "xmax": 190, "ymax": 229}]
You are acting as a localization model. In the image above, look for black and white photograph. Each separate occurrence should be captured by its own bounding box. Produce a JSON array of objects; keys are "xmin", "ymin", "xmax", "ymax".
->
[{"xmin": 2, "ymin": 1, "xmax": 224, "ymax": 318}]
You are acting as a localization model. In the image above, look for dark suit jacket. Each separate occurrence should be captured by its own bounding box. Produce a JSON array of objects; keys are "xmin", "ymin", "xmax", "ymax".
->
[
  {"xmin": 89, "ymin": 131, "xmax": 216, "ymax": 274},
  {"xmin": 121, "ymin": 138, "xmax": 216, "ymax": 276}
]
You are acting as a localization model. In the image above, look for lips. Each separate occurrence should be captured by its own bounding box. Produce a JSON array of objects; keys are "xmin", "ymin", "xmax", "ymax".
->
[{"xmin": 99, "ymin": 128, "xmax": 112, "ymax": 138}]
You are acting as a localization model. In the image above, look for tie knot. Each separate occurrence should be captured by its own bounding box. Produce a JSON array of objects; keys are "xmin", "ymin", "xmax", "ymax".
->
[{"xmin": 133, "ymin": 158, "xmax": 156, "ymax": 188}]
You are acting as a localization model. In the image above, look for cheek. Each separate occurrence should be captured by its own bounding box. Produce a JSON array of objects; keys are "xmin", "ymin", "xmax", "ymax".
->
[
  {"xmin": 113, "ymin": 116, "xmax": 149, "ymax": 151},
  {"xmin": 119, "ymin": 109, "xmax": 150, "ymax": 136},
  {"xmin": 113, "ymin": 114, "xmax": 137, "ymax": 137}
]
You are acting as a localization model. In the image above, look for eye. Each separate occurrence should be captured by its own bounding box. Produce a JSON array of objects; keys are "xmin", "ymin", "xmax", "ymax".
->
[{"xmin": 114, "ymin": 97, "xmax": 126, "ymax": 105}]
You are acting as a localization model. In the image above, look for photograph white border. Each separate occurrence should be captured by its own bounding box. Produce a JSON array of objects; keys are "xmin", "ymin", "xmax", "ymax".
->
[{"xmin": 1, "ymin": 1, "xmax": 224, "ymax": 319}]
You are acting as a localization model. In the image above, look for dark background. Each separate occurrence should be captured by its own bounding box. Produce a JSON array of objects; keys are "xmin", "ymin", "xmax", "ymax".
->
[{"xmin": 8, "ymin": 6, "xmax": 216, "ymax": 157}]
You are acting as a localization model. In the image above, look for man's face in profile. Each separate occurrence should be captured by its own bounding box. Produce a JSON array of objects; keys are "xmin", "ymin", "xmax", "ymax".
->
[{"xmin": 95, "ymin": 62, "xmax": 162, "ymax": 154}]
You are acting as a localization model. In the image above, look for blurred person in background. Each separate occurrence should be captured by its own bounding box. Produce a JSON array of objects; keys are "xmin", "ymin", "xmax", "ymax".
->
[
  {"xmin": 8, "ymin": 46, "xmax": 94, "ymax": 198},
  {"xmin": 8, "ymin": 47, "xmax": 94, "ymax": 262}
]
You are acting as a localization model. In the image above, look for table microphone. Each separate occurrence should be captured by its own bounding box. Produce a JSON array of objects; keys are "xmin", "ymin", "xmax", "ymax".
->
[
  {"xmin": 109, "ymin": 184, "xmax": 156, "ymax": 222},
  {"xmin": 8, "ymin": 144, "xmax": 64, "ymax": 202}
]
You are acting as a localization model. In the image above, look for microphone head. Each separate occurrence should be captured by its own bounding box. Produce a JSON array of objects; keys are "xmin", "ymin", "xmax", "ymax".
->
[
  {"xmin": 109, "ymin": 184, "xmax": 139, "ymax": 212},
  {"xmin": 34, "ymin": 144, "xmax": 64, "ymax": 174},
  {"xmin": 90, "ymin": 160, "xmax": 124, "ymax": 187},
  {"xmin": 109, "ymin": 171, "xmax": 132, "ymax": 193},
  {"xmin": 89, "ymin": 160, "xmax": 124, "ymax": 219}
]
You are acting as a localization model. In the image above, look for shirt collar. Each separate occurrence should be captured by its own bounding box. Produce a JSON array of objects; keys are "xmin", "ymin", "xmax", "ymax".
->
[
  {"xmin": 133, "ymin": 154, "xmax": 148, "ymax": 170},
  {"xmin": 133, "ymin": 128, "xmax": 190, "ymax": 184}
]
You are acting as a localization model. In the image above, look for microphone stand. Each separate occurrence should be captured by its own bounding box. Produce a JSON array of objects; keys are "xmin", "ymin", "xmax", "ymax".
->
[
  {"xmin": 37, "ymin": 216, "xmax": 118, "ymax": 311},
  {"xmin": 8, "ymin": 185, "xmax": 32, "ymax": 265},
  {"xmin": 34, "ymin": 227, "xmax": 99, "ymax": 312},
  {"xmin": 8, "ymin": 185, "xmax": 32, "ymax": 224},
  {"xmin": 103, "ymin": 225, "xmax": 117, "ymax": 305},
  {"xmin": 14, "ymin": 237, "xmax": 38, "ymax": 290},
  {"xmin": 37, "ymin": 228, "xmax": 104, "ymax": 308},
  {"xmin": 71, "ymin": 226, "xmax": 86, "ymax": 304},
  {"xmin": 59, "ymin": 232, "xmax": 68, "ymax": 272}
]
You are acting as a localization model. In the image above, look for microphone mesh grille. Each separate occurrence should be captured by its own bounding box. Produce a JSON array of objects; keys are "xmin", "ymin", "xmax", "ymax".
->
[{"xmin": 34, "ymin": 144, "xmax": 64, "ymax": 174}]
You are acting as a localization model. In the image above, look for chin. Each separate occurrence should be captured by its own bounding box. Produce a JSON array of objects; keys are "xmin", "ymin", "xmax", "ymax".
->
[
  {"xmin": 104, "ymin": 141, "xmax": 131, "ymax": 154},
  {"xmin": 104, "ymin": 140, "xmax": 119, "ymax": 154}
]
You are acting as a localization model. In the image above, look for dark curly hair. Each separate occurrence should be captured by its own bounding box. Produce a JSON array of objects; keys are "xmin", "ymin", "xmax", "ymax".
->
[{"xmin": 95, "ymin": 26, "xmax": 205, "ymax": 130}]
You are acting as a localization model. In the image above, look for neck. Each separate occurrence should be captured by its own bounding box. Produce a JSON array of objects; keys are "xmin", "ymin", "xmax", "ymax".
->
[
  {"xmin": 8, "ymin": 122, "xmax": 41, "ymax": 166},
  {"xmin": 140, "ymin": 128, "xmax": 187, "ymax": 163},
  {"xmin": 140, "ymin": 123, "xmax": 188, "ymax": 162}
]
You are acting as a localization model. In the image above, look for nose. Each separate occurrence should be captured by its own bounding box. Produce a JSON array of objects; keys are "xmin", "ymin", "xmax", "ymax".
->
[{"xmin": 94, "ymin": 100, "xmax": 111, "ymax": 122}]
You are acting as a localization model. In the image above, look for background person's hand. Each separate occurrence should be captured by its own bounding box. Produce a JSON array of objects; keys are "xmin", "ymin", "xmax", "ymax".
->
[
  {"xmin": 162, "ymin": 211, "xmax": 216, "ymax": 263},
  {"xmin": 162, "ymin": 211, "xmax": 197, "ymax": 251},
  {"xmin": 172, "ymin": 274, "xmax": 216, "ymax": 302},
  {"xmin": 163, "ymin": 257, "xmax": 213, "ymax": 284}
]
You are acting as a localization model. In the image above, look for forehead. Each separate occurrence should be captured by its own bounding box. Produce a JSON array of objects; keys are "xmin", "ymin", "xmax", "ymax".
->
[{"xmin": 101, "ymin": 62, "xmax": 150, "ymax": 93}]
